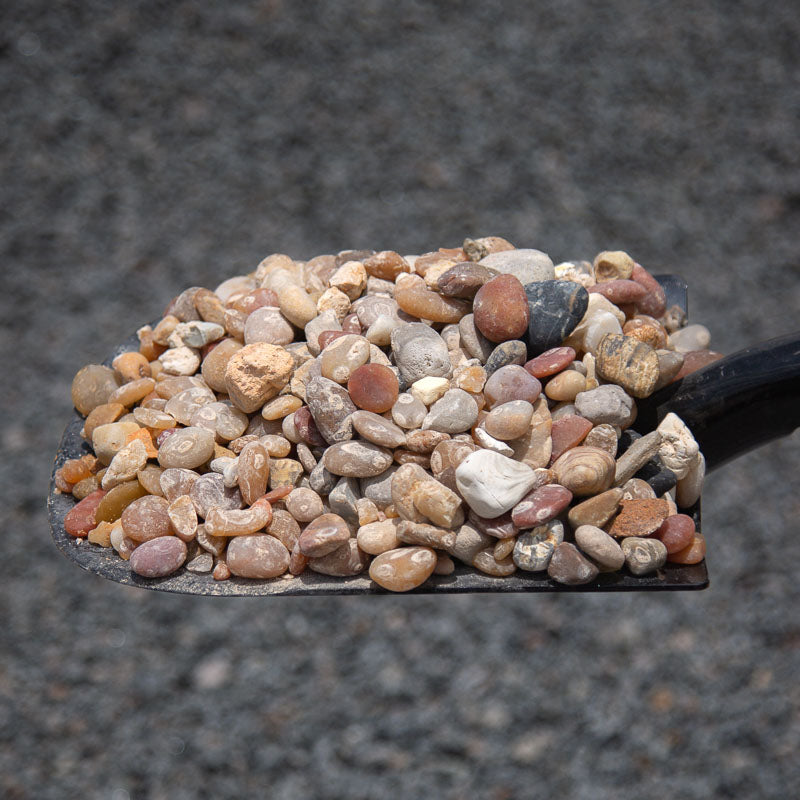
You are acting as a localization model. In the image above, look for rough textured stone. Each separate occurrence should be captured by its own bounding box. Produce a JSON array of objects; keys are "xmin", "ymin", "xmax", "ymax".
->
[
  {"xmin": 621, "ymin": 537, "xmax": 668, "ymax": 575},
  {"xmin": 595, "ymin": 334, "xmax": 660, "ymax": 398},
  {"xmin": 551, "ymin": 446, "xmax": 615, "ymax": 497},
  {"xmin": 657, "ymin": 412, "xmax": 700, "ymax": 480},
  {"xmin": 305, "ymin": 376, "xmax": 357, "ymax": 444},
  {"xmin": 421, "ymin": 389, "xmax": 479, "ymax": 434},
  {"xmin": 391, "ymin": 323, "xmax": 452, "ymax": 383},
  {"xmin": 513, "ymin": 520, "xmax": 564, "ymax": 571},
  {"xmin": 224, "ymin": 342, "xmax": 294, "ymax": 413},
  {"xmin": 608, "ymin": 498, "xmax": 671, "ymax": 538}
]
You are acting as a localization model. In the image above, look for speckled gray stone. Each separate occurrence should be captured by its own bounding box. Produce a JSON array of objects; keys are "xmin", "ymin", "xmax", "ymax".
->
[
  {"xmin": 305, "ymin": 376, "xmax": 357, "ymax": 444},
  {"xmin": 479, "ymin": 248, "xmax": 555, "ymax": 285},
  {"xmin": 421, "ymin": 389, "xmax": 480, "ymax": 434},
  {"xmin": 391, "ymin": 322, "xmax": 452, "ymax": 383},
  {"xmin": 484, "ymin": 340, "xmax": 528, "ymax": 376}
]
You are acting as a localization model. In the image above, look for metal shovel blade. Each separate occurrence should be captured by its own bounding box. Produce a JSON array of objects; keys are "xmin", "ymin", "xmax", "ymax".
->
[{"xmin": 48, "ymin": 275, "xmax": 708, "ymax": 595}]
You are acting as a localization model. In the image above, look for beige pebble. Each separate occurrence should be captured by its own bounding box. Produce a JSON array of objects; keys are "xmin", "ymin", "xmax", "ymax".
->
[
  {"xmin": 369, "ymin": 546, "xmax": 437, "ymax": 592},
  {"xmin": 285, "ymin": 488, "xmax": 324, "ymax": 523},
  {"xmin": 357, "ymin": 519, "xmax": 401, "ymax": 555},
  {"xmin": 224, "ymin": 342, "xmax": 295, "ymax": 413},
  {"xmin": 329, "ymin": 261, "xmax": 368, "ymax": 301},
  {"xmin": 544, "ymin": 370, "xmax": 586, "ymax": 402}
]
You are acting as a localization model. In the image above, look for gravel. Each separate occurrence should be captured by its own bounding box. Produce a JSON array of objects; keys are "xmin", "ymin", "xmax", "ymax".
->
[{"xmin": 2, "ymin": 1, "xmax": 799, "ymax": 797}]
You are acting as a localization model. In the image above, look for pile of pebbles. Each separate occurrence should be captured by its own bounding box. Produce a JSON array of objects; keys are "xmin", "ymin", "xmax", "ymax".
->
[{"xmin": 57, "ymin": 238, "xmax": 715, "ymax": 591}]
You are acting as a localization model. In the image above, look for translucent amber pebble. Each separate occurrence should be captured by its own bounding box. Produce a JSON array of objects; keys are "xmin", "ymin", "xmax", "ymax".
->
[
  {"xmin": 261, "ymin": 395, "xmax": 303, "ymax": 420},
  {"xmin": 137, "ymin": 465, "xmax": 164, "ymax": 496},
  {"xmin": 363, "ymin": 251, "xmax": 411, "ymax": 280},
  {"xmin": 112, "ymin": 351, "xmax": 152, "ymax": 383},
  {"xmin": 71, "ymin": 364, "xmax": 121, "ymax": 416},
  {"xmin": 667, "ymin": 533, "xmax": 706, "ymax": 564},
  {"xmin": 369, "ymin": 546, "xmax": 437, "ymax": 592},
  {"xmin": 347, "ymin": 363, "xmax": 399, "ymax": 413},
  {"xmin": 394, "ymin": 274, "xmax": 470, "ymax": 323},
  {"xmin": 320, "ymin": 334, "xmax": 370, "ymax": 384},
  {"xmin": 108, "ymin": 377, "xmax": 157, "ymax": 407},
  {"xmin": 61, "ymin": 457, "xmax": 94, "ymax": 485},
  {"xmin": 120, "ymin": 495, "xmax": 171, "ymax": 541},
  {"xmin": 92, "ymin": 421, "xmax": 141, "ymax": 465},
  {"xmin": 133, "ymin": 407, "xmax": 175, "ymax": 430},
  {"xmin": 82, "ymin": 403, "xmax": 126, "ymax": 440},
  {"xmin": 138, "ymin": 326, "xmax": 167, "ymax": 361},
  {"xmin": 654, "ymin": 514, "xmax": 696, "ymax": 554},
  {"xmin": 267, "ymin": 508, "xmax": 302, "ymax": 551},
  {"xmin": 238, "ymin": 441, "xmax": 270, "ymax": 505}
]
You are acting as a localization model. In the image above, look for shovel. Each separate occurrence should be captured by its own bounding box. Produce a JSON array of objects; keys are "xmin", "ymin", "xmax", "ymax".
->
[{"xmin": 48, "ymin": 276, "xmax": 800, "ymax": 595}]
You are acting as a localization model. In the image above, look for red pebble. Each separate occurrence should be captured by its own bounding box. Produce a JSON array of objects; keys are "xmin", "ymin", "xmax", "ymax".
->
[
  {"xmin": 347, "ymin": 363, "xmax": 399, "ymax": 413},
  {"xmin": 64, "ymin": 488, "xmax": 108, "ymax": 537},
  {"xmin": 156, "ymin": 428, "xmax": 179, "ymax": 447},
  {"xmin": 549, "ymin": 415, "xmax": 593, "ymax": 465},
  {"xmin": 631, "ymin": 263, "xmax": 667, "ymax": 318},
  {"xmin": 317, "ymin": 330, "xmax": 349, "ymax": 351},
  {"xmin": 511, "ymin": 485, "xmax": 573, "ymax": 529},
  {"xmin": 342, "ymin": 314, "xmax": 362, "ymax": 334},
  {"xmin": 652, "ymin": 514, "xmax": 696, "ymax": 554},
  {"xmin": 472, "ymin": 274, "xmax": 530, "ymax": 343},
  {"xmin": 668, "ymin": 533, "xmax": 706, "ymax": 564},
  {"xmin": 673, "ymin": 350, "xmax": 725, "ymax": 382},
  {"xmin": 588, "ymin": 279, "xmax": 648, "ymax": 305},
  {"xmin": 524, "ymin": 346, "xmax": 576, "ymax": 379},
  {"xmin": 293, "ymin": 406, "xmax": 327, "ymax": 447},
  {"xmin": 262, "ymin": 485, "xmax": 294, "ymax": 503}
]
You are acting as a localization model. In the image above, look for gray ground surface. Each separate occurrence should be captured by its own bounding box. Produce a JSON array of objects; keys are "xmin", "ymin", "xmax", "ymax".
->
[{"xmin": 2, "ymin": 1, "xmax": 799, "ymax": 798}]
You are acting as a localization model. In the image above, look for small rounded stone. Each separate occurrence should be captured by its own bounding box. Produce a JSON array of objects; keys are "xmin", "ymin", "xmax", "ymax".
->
[
  {"xmin": 574, "ymin": 525, "xmax": 625, "ymax": 571},
  {"xmin": 547, "ymin": 542, "xmax": 599, "ymax": 585},
  {"xmin": 667, "ymin": 533, "xmax": 706, "ymax": 564},
  {"xmin": 621, "ymin": 536, "xmax": 668, "ymax": 575},
  {"xmin": 357, "ymin": 519, "xmax": 401, "ymax": 555},
  {"xmin": 323, "ymin": 441, "xmax": 394, "ymax": 478},
  {"xmin": 320, "ymin": 334, "xmax": 371, "ymax": 384},
  {"xmin": 551, "ymin": 446, "xmax": 615, "ymax": 497},
  {"xmin": 652, "ymin": 513, "xmax": 696, "ymax": 554},
  {"xmin": 351, "ymin": 410, "xmax": 407, "ymax": 448},
  {"xmin": 244, "ymin": 307, "xmax": 295, "ymax": 346},
  {"xmin": 524, "ymin": 346, "xmax": 576, "ymax": 379},
  {"xmin": 227, "ymin": 534, "xmax": 290, "ymax": 578},
  {"xmin": 483, "ymin": 365, "xmax": 542, "ymax": 408},
  {"xmin": 348, "ymin": 363, "xmax": 399, "ymax": 413},
  {"xmin": 484, "ymin": 400, "xmax": 534, "ymax": 440},
  {"xmin": 391, "ymin": 393, "xmax": 428, "ymax": 429},
  {"xmin": 473, "ymin": 274, "xmax": 530, "ymax": 343},
  {"xmin": 71, "ymin": 364, "xmax": 121, "ymax": 416},
  {"xmin": 285, "ymin": 488, "xmax": 324, "ymax": 523},
  {"xmin": 130, "ymin": 536, "xmax": 187, "ymax": 578},
  {"xmin": 158, "ymin": 427, "xmax": 216, "ymax": 469},
  {"xmin": 437, "ymin": 262, "xmax": 492, "ymax": 298},
  {"xmin": 394, "ymin": 273, "xmax": 470, "ymax": 323},
  {"xmin": 544, "ymin": 370, "xmax": 587, "ymax": 402},
  {"xmin": 369, "ymin": 546, "xmax": 437, "ymax": 592},
  {"xmin": 121, "ymin": 495, "xmax": 171, "ymax": 542},
  {"xmin": 298, "ymin": 513, "xmax": 350, "ymax": 557}
]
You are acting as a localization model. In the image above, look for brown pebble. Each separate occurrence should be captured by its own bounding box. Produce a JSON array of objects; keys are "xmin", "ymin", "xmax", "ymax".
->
[
  {"xmin": 121, "ymin": 495, "xmax": 171, "ymax": 542},
  {"xmin": 608, "ymin": 498, "xmax": 671, "ymax": 538},
  {"xmin": 567, "ymin": 487, "xmax": 624, "ymax": 529},
  {"xmin": 308, "ymin": 539, "xmax": 370, "ymax": 577},
  {"xmin": 652, "ymin": 514, "xmax": 696, "ymax": 554},
  {"xmin": 595, "ymin": 334, "xmax": 660, "ymax": 398},
  {"xmin": 64, "ymin": 488, "xmax": 107, "ymax": 537},
  {"xmin": 547, "ymin": 542, "xmax": 598, "ymax": 585},
  {"xmin": 472, "ymin": 274, "xmax": 530, "ymax": 343},
  {"xmin": 548, "ymin": 415, "xmax": 593, "ymax": 465},
  {"xmin": 347, "ymin": 363, "xmax": 399, "ymax": 413},
  {"xmin": 667, "ymin": 533, "xmax": 706, "ymax": 564},
  {"xmin": 298, "ymin": 513, "xmax": 350, "ymax": 557}
]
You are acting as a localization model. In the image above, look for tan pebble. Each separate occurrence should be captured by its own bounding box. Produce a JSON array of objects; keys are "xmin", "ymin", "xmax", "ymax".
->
[
  {"xmin": 656, "ymin": 412, "xmax": 700, "ymax": 479},
  {"xmin": 410, "ymin": 376, "xmax": 450, "ymax": 406},
  {"xmin": 102, "ymin": 438, "xmax": 149, "ymax": 489},
  {"xmin": 551, "ymin": 446, "xmax": 615, "ymax": 497},
  {"xmin": 433, "ymin": 552, "xmax": 456, "ymax": 575},
  {"xmin": 329, "ymin": 260, "xmax": 368, "ymax": 300},
  {"xmin": 112, "ymin": 351, "xmax": 152, "ymax": 382},
  {"xmin": 205, "ymin": 502, "xmax": 273, "ymax": 537},
  {"xmin": 323, "ymin": 441, "xmax": 393, "ymax": 478},
  {"xmin": 227, "ymin": 534, "xmax": 289, "ymax": 579},
  {"xmin": 621, "ymin": 477, "xmax": 656, "ymax": 500},
  {"xmin": 593, "ymin": 250, "xmax": 635, "ymax": 282},
  {"xmin": 621, "ymin": 537, "xmax": 667, "ymax": 575},
  {"xmin": 507, "ymin": 396, "xmax": 552, "ymax": 469},
  {"xmin": 623, "ymin": 316, "xmax": 668, "ymax": 350},
  {"xmin": 369, "ymin": 546, "xmax": 437, "ymax": 592},
  {"xmin": 167, "ymin": 495, "xmax": 198, "ymax": 541},
  {"xmin": 472, "ymin": 548, "xmax": 517, "ymax": 576},
  {"xmin": 320, "ymin": 334, "xmax": 370, "ymax": 384},
  {"xmin": 396, "ymin": 520, "xmax": 457, "ymax": 549},
  {"xmin": 316, "ymin": 286, "xmax": 352, "ymax": 320},
  {"xmin": 261, "ymin": 395, "xmax": 303, "ymax": 420},
  {"xmin": 278, "ymin": 284, "xmax": 318, "ymax": 328},
  {"xmin": 82, "ymin": 402, "xmax": 126, "ymax": 440},
  {"xmin": 390, "ymin": 463, "xmax": 430, "ymax": 522},
  {"xmin": 285, "ymin": 488, "xmax": 324, "ymax": 523},
  {"xmin": 676, "ymin": 451, "xmax": 705, "ymax": 508},
  {"xmin": 269, "ymin": 458, "xmax": 304, "ymax": 489},
  {"xmin": 261, "ymin": 434, "xmax": 292, "ymax": 458},
  {"xmin": 453, "ymin": 364, "xmax": 487, "ymax": 393},
  {"xmin": 152, "ymin": 315, "xmax": 180, "ymax": 346},
  {"xmin": 201, "ymin": 338, "xmax": 243, "ymax": 393},
  {"xmin": 137, "ymin": 464, "xmax": 164, "ymax": 496},
  {"xmin": 356, "ymin": 497, "xmax": 380, "ymax": 525},
  {"xmin": 158, "ymin": 427, "xmax": 216, "ymax": 470},
  {"xmin": 544, "ymin": 370, "xmax": 586, "ymax": 402},
  {"xmin": 493, "ymin": 536, "xmax": 517, "ymax": 561},
  {"xmin": 87, "ymin": 521, "xmax": 115, "ymax": 548},
  {"xmin": 92, "ymin": 421, "xmax": 141, "ymax": 465},
  {"xmin": 583, "ymin": 424, "xmax": 618, "ymax": 457},
  {"xmin": 356, "ymin": 519, "xmax": 401, "ymax": 555},
  {"xmin": 224, "ymin": 342, "xmax": 295, "ymax": 413},
  {"xmin": 237, "ymin": 441, "xmax": 270, "ymax": 504},
  {"xmin": 484, "ymin": 400, "xmax": 534, "ymax": 441},
  {"xmin": 595, "ymin": 334, "xmax": 660, "ymax": 399},
  {"xmin": 266, "ymin": 509, "xmax": 302, "ymax": 551},
  {"xmin": 363, "ymin": 251, "xmax": 412, "ymax": 280},
  {"xmin": 405, "ymin": 429, "xmax": 450, "ymax": 454},
  {"xmin": 567, "ymin": 487, "xmax": 624, "ymax": 529},
  {"xmin": 409, "ymin": 478, "xmax": 464, "ymax": 529}
]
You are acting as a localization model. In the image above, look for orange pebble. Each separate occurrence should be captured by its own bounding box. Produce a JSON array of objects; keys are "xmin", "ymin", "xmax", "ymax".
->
[
  {"xmin": 125, "ymin": 427, "xmax": 159, "ymax": 459},
  {"xmin": 667, "ymin": 533, "xmax": 706, "ymax": 564}
]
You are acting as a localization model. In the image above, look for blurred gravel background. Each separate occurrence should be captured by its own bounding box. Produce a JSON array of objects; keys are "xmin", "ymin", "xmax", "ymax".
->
[{"xmin": 2, "ymin": 1, "xmax": 800, "ymax": 798}]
